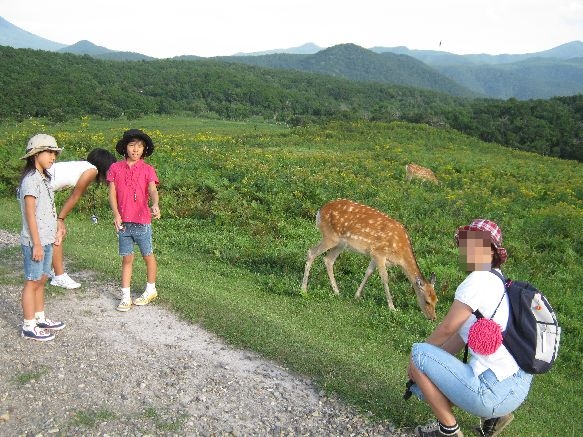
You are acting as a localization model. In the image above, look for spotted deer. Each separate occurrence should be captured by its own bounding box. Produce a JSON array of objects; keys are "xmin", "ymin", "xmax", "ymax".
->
[
  {"xmin": 405, "ymin": 163, "xmax": 439, "ymax": 184},
  {"xmin": 301, "ymin": 199, "xmax": 437, "ymax": 320}
]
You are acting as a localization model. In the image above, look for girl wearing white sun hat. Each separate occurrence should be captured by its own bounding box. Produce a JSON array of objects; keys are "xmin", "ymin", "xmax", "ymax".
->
[{"xmin": 18, "ymin": 133, "xmax": 66, "ymax": 341}]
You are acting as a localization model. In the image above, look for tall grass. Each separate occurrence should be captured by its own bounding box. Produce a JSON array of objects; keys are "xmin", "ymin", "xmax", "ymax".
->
[{"xmin": 1, "ymin": 116, "xmax": 581, "ymax": 435}]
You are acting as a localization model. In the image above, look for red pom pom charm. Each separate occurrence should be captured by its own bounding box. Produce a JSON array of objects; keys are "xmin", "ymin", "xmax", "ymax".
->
[{"xmin": 467, "ymin": 318, "xmax": 503, "ymax": 355}]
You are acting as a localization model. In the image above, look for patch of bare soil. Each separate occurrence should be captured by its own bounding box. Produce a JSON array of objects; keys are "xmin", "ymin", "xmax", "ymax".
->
[{"xmin": 0, "ymin": 229, "xmax": 407, "ymax": 436}]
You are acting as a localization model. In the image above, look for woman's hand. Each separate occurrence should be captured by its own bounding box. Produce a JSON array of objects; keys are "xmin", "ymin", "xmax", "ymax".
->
[
  {"xmin": 407, "ymin": 359, "xmax": 417, "ymax": 381},
  {"xmin": 54, "ymin": 219, "xmax": 66, "ymax": 245}
]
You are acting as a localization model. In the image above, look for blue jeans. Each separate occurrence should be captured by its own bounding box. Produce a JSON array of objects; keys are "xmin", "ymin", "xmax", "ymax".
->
[
  {"xmin": 22, "ymin": 244, "xmax": 53, "ymax": 280},
  {"xmin": 410, "ymin": 343, "xmax": 533, "ymax": 418},
  {"xmin": 117, "ymin": 223, "xmax": 154, "ymax": 256}
]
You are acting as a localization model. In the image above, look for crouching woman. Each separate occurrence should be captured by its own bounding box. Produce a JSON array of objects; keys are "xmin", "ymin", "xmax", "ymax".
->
[{"xmin": 407, "ymin": 219, "xmax": 533, "ymax": 437}]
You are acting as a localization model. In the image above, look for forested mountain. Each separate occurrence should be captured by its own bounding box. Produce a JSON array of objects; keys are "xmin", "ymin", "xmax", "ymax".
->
[
  {"xmin": 2, "ymin": 15, "xmax": 583, "ymax": 100},
  {"xmin": 217, "ymin": 44, "xmax": 476, "ymax": 97},
  {"xmin": 1, "ymin": 45, "xmax": 582, "ymax": 161},
  {"xmin": 220, "ymin": 43, "xmax": 583, "ymax": 100},
  {"xmin": 435, "ymin": 57, "xmax": 583, "ymax": 100},
  {"xmin": 1, "ymin": 45, "xmax": 465, "ymax": 124},
  {"xmin": 372, "ymin": 41, "xmax": 583, "ymax": 99},
  {"xmin": 177, "ymin": 43, "xmax": 583, "ymax": 100},
  {"xmin": 58, "ymin": 40, "xmax": 155, "ymax": 61}
]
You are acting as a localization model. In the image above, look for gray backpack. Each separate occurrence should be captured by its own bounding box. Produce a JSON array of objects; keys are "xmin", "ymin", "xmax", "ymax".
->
[{"xmin": 488, "ymin": 270, "xmax": 561, "ymax": 374}]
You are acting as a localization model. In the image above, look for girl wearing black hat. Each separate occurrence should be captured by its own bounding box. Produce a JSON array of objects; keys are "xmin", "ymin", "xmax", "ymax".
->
[{"xmin": 107, "ymin": 129, "xmax": 160, "ymax": 312}]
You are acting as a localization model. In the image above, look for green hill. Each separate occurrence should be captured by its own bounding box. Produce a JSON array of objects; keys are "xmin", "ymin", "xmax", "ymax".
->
[
  {"xmin": 219, "ymin": 43, "xmax": 476, "ymax": 97},
  {"xmin": 0, "ymin": 44, "xmax": 471, "ymax": 126},
  {"xmin": 373, "ymin": 41, "xmax": 583, "ymax": 99},
  {"xmin": 436, "ymin": 57, "xmax": 583, "ymax": 99},
  {"xmin": 2, "ymin": 12, "xmax": 583, "ymax": 100},
  {"xmin": 0, "ymin": 116, "xmax": 581, "ymax": 436},
  {"xmin": 224, "ymin": 42, "xmax": 583, "ymax": 100},
  {"xmin": 1, "ymin": 45, "xmax": 582, "ymax": 162},
  {"xmin": 58, "ymin": 40, "xmax": 154, "ymax": 61}
]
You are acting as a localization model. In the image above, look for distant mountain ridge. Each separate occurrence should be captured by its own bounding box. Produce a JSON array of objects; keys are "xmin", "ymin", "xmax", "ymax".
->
[
  {"xmin": 215, "ymin": 42, "xmax": 583, "ymax": 99},
  {"xmin": 2, "ymin": 15, "xmax": 583, "ymax": 99},
  {"xmin": 233, "ymin": 42, "xmax": 322, "ymax": 56},
  {"xmin": 58, "ymin": 40, "xmax": 155, "ymax": 61},
  {"xmin": 220, "ymin": 44, "xmax": 476, "ymax": 97},
  {"xmin": 0, "ymin": 16, "xmax": 65, "ymax": 51},
  {"xmin": 370, "ymin": 41, "xmax": 583, "ymax": 65},
  {"xmin": 374, "ymin": 41, "xmax": 583, "ymax": 99}
]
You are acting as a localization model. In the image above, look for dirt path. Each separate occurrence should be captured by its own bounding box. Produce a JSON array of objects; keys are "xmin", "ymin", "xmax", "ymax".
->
[{"xmin": 0, "ymin": 230, "xmax": 406, "ymax": 436}]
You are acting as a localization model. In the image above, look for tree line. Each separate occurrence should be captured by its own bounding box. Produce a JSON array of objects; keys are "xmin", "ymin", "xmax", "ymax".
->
[{"xmin": 1, "ymin": 46, "xmax": 582, "ymax": 161}]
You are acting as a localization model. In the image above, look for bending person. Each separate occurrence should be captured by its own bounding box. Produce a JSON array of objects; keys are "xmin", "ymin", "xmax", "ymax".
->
[{"xmin": 49, "ymin": 148, "xmax": 116, "ymax": 288}]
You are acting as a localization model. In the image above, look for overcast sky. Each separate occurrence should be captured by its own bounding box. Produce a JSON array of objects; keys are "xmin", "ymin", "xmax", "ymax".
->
[{"xmin": 1, "ymin": 0, "xmax": 582, "ymax": 58}]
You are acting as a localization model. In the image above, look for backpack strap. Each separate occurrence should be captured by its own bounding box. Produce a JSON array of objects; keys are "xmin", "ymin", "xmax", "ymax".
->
[
  {"xmin": 489, "ymin": 269, "xmax": 507, "ymax": 283},
  {"xmin": 463, "ymin": 343, "xmax": 470, "ymax": 363}
]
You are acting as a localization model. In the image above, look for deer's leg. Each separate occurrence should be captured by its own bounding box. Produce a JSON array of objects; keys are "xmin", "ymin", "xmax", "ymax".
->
[
  {"xmin": 376, "ymin": 258, "xmax": 396, "ymax": 310},
  {"xmin": 323, "ymin": 245, "xmax": 344, "ymax": 295},
  {"xmin": 355, "ymin": 259, "xmax": 376, "ymax": 299},
  {"xmin": 301, "ymin": 240, "xmax": 336, "ymax": 291}
]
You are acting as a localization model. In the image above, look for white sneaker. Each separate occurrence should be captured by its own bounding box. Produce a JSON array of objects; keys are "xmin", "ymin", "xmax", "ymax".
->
[
  {"xmin": 50, "ymin": 273, "xmax": 81, "ymax": 289},
  {"xmin": 22, "ymin": 326, "xmax": 55, "ymax": 341}
]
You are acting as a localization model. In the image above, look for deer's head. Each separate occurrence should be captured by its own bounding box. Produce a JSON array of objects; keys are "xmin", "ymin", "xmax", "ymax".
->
[{"xmin": 414, "ymin": 273, "xmax": 438, "ymax": 320}]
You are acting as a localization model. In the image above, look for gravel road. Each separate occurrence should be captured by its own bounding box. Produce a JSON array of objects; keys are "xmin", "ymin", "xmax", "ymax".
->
[{"xmin": 0, "ymin": 229, "xmax": 409, "ymax": 436}]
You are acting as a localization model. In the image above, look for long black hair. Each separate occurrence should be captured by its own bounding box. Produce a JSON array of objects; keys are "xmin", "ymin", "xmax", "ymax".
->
[
  {"xmin": 19, "ymin": 156, "xmax": 51, "ymax": 184},
  {"xmin": 87, "ymin": 148, "xmax": 117, "ymax": 184}
]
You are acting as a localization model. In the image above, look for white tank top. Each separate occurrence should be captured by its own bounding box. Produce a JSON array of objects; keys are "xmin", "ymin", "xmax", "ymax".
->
[{"xmin": 48, "ymin": 161, "xmax": 97, "ymax": 191}]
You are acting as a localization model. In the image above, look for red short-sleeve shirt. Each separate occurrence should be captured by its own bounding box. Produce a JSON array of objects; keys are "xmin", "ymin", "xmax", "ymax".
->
[{"xmin": 107, "ymin": 159, "xmax": 159, "ymax": 224}]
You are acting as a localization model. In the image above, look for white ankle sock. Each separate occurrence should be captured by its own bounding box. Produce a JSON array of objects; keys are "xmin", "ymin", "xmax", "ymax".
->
[
  {"xmin": 35, "ymin": 311, "xmax": 45, "ymax": 321},
  {"xmin": 121, "ymin": 287, "xmax": 131, "ymax": 300},
  {"xmin": 23, "ymin": 319, "xmax": 36, "ymax": 330},
  {"xmin": 146, "ymin": 283, "xmax": 156, "ymax": 293}
]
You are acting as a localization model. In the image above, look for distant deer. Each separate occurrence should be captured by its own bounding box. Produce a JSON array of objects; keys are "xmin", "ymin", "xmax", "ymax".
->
[
  {"xmin": 301, "ymin": 199, "xmax": 437, "ymax": 320},
  {"xmin": 405, "ymin": 163, "xmax": 439, "ymax": 184}
]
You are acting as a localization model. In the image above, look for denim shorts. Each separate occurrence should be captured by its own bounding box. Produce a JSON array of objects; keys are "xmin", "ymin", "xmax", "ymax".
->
[
  {"xmin": 410, "ymin": 342, "xmax": 533, "ymax": 418},
  {"xmin": 117, "ymin": 223, "xmax": 154, "ymax": 257},
  {"xmin": 22, "ymin": 244, "xmax": 53, "ymax": 280}
]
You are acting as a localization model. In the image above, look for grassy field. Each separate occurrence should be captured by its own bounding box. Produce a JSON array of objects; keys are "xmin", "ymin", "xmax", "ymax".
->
[{"xmin": 1, "ymin": 115, "xmax": 581, "ymax": 435}]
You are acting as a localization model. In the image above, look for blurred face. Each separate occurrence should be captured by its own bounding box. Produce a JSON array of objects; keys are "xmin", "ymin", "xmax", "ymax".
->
[
  {"xmin": 126, "ymin": 139, "xmax": 145, "ymax": 163},
  {"xmin": 458, "ymin": 230, "xmax": 494, "ymax": 272},
  {"xmin": 35, "ymin": 150, "xmax": 59, "ymax": 171}
]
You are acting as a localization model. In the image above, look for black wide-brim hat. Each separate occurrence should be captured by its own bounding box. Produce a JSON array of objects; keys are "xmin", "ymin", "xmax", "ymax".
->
[{"xmin": 115, "ymin": 129, "xmax": 154, "ymax": 157}]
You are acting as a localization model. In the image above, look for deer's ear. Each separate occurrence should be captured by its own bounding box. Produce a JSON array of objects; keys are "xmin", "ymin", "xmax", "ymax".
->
[{"xmin": 430, "ymin": 272, "xmax": 436, "ymax": 286}]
